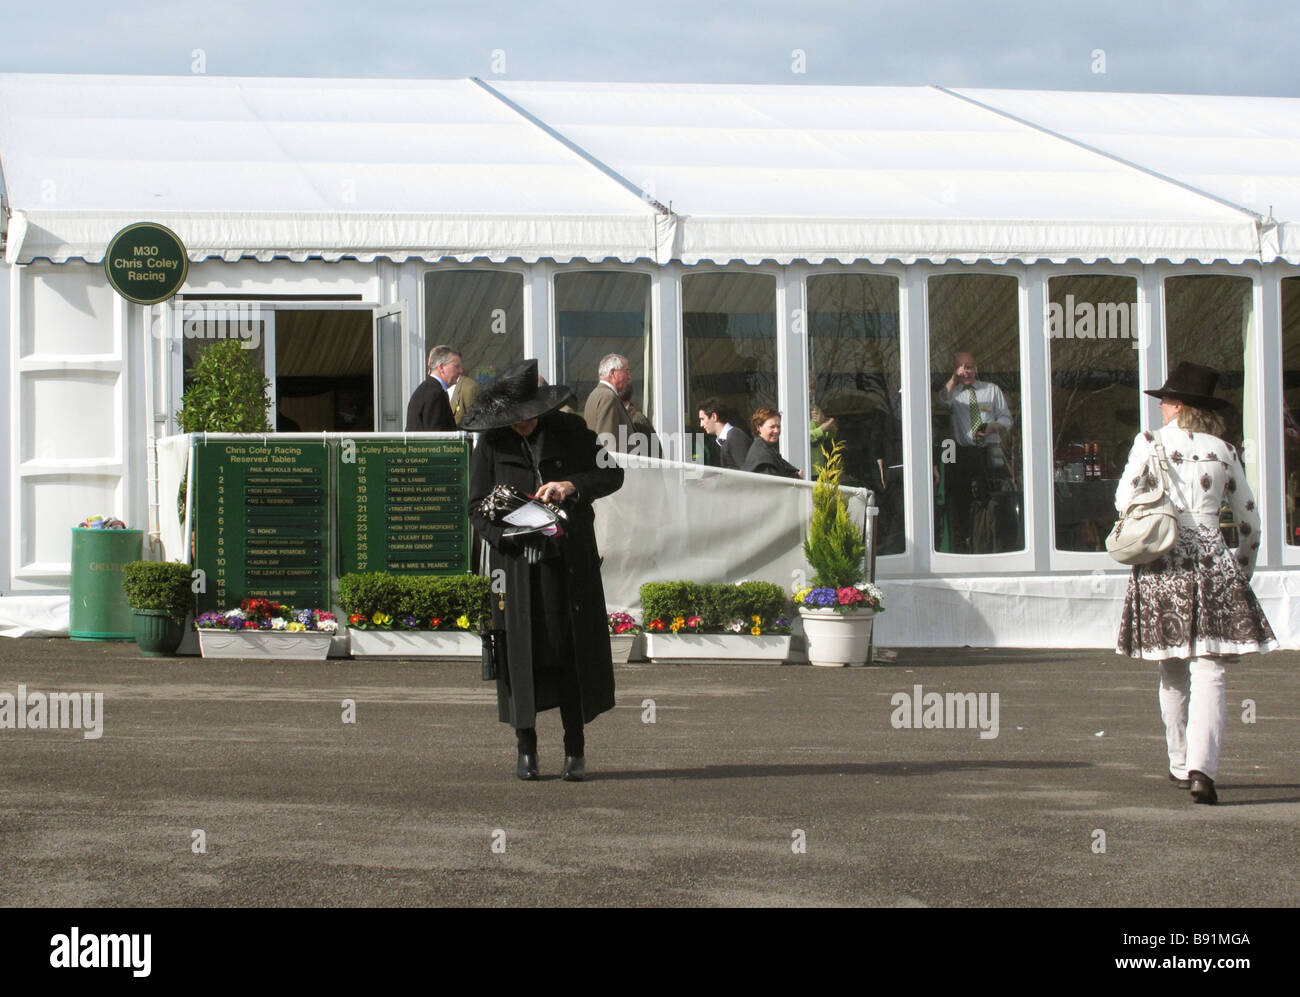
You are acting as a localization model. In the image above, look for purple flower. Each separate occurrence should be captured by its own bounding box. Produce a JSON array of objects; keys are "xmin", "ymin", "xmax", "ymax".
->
[{"xmin": 807, "ymin": 588, "xmax": 837, "ymax": 607}]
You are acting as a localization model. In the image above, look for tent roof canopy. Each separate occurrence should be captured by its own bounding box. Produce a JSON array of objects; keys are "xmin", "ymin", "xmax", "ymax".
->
[{"xmin": 0, "ymin": 74, "xmax": 1295, "ymax": 266}]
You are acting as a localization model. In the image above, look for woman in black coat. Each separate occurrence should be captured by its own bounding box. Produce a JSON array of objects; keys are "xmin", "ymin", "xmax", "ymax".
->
[
  {"xmin": 464, "ymin": 360, "xmax": 624, "ymax": 782},
  {"xmin": 742, "ymin": 408, "xmax": 803, "ymax": 479}
]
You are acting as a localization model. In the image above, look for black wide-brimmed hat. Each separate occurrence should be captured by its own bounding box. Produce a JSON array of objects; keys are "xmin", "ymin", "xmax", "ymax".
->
[
  {"xmin": 460, "ymin": 359, "xmax": 575, "ymax": 432},
  {"xmin": 1143, "ymin": 361, "xmax": 1229, "ymax": 411}
]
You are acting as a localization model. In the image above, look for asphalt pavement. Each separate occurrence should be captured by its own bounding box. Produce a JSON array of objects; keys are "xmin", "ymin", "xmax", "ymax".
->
[{"xmin": 0, "ymin": 639, "xmax": 1296, "ymax": 907}]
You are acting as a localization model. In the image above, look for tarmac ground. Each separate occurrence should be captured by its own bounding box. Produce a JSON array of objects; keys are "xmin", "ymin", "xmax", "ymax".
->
[{"xmin": 0, "ymin": 639, "xmax": 1296, "ymax": 908}]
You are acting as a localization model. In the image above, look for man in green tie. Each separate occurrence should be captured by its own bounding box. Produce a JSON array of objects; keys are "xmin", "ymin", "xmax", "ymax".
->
[{"xmin": 938, "ymin": 352, "xmax": 1014, "ymax": 553}]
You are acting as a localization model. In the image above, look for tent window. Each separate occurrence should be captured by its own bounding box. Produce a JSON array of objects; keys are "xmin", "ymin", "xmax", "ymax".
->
[
  {"xmin": 555, "ymin": 272, "xmax": 653, "ymax": 433},
  {"xmin": 179, "ymin": 305, "xmax": 269, "ymax": 424},
  {"xmin": 1048, "ymin": 275, "xmax": 1140, "ymax": 552},
  {"xmin": 423, "ymin": 270, "xmax": 524, "ymax": 390},
  {"xmin": 682, "ymin": 272, "xmax": 777, "ymax": 463},
  {"xmin": 1165, "ymin": 275, "xmax": 1252, "ymax": 447},
  {"xmin": 1165, "ymin": 274, "xmax": 1255, "ymax": 546},
  {"xmin": 928, "ymin": 273, "xmax": 1024, "ymax": 555},
  {"xmin": 1284, "ymin": 278, "xmax": 1300, "ymax": 546},
  {"xmin": 807, "ymin": 273, "xmax": 904, "ymax": 555}
]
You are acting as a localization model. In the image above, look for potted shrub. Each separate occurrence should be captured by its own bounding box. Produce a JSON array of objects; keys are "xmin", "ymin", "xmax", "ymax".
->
[
  {"xmin": 340, "ymin": 572, "xmax": 490, "ymax": 658},
  {"xmin": 639, "ymin": 581, "xmax": 792, "ymax": 664},
  {"xmin": 120, "ymin": 561, "xmax": 194, "ymax": 656},
  {"xmin": 797, "ymin": 441, "xmax": 884, "ymax": 666},
  {"xmin": 194, "ymin": 598, "xmax": 338, "ymax": 659},
  {"xmin": 178, "ymin": 339, "xmax": 271, "ymax": 433},
  {"xmin": 607, "ymin": 611, "xmax": 644, "ymax": 665}
]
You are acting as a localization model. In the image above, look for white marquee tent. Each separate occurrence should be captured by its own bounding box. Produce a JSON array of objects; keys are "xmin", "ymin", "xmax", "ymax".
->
[{"xmin": 3, "ymin": 75, "xmax": 1300, "ymax": 647}]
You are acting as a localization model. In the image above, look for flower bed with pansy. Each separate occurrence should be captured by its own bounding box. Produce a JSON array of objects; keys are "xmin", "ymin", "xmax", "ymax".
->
[
  {"xmin": 793, "ymin": 582, "xmax": 885, "ymax": 615},
  {"xmin": 195, "ymin": 598, "xmax": 338, "ymax": 632},
  {"xmin": 347, "ymin": 611, "xmax": 475, "ymax": 632},
  {"xmin": 607, "ymin": 611, "xmax": 643, "ymax": 636}
]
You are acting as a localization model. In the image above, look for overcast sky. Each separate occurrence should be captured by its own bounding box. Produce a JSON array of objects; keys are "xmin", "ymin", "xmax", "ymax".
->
[{"xmin": 0, "ymin": 0, "xmax": 1296, "ymax": 96}]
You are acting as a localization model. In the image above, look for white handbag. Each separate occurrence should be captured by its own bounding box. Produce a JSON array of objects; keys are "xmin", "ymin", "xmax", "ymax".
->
[{"xmin": 1105, "ymin": 437, "xmax": 1183, "ymax": 566}]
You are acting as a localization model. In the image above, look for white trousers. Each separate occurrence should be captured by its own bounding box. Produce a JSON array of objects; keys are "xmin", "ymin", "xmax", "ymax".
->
[{"xmin": 1158, "ymin": 656, "xmax": 1226, "ymax": 780}]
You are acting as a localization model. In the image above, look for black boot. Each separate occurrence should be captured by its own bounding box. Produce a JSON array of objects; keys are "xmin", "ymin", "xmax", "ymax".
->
[
  {"xmin": 561, "ymin": 755, "xmax": 586, "ymax": 781},
  {"xmin": 516, "ymin": 727, "xmax": 539, "ymax": 781}
]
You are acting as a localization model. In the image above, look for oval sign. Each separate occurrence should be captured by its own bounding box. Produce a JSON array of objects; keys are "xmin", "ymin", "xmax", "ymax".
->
[{"xmin": 104, "ymin": 222, "xmax": 189, "ymax": 304}]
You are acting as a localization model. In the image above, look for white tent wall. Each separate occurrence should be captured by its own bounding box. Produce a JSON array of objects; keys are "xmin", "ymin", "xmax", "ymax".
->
[
  {"xmin": 0, "ymin": 253, "xmax": 1298, "ymax": 645},
  {"xmin": 8, "ymin": 262, "xmax": 133, "ymax": 594},
  {"xmin": 0, "ymin": 260, "xmax": 10, "ymax": 593}
]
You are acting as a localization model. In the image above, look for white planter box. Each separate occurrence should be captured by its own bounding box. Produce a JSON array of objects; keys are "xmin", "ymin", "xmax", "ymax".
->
[
  {"xmin": 197, "ymin": 629, "xmax": 333, "ymax": 660},
  {"xmin": 798, "ymin": 607, "xmax": 875, "ymax": 667},
  {"xmin": 644, "ymin": 633, "xmax": 792, "ymax": 664},
  {"xmin": 348, "ymin": 629, "xmax": 481, "ymax": 659}
]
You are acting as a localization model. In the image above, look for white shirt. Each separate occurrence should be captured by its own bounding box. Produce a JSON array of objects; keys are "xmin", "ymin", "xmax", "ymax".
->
[{"xmin": 940, "ymin": 379, "xmax": 1013, "ymax": 447}]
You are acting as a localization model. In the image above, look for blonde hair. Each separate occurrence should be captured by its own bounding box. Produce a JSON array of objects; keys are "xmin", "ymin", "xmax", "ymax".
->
[{"xmin": 1176, "ymin": 403, "xmax": 1226, "ymax": 438}]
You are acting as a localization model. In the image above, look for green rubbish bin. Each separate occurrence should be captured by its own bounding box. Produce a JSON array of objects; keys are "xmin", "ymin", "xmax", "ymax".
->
[{"xmin": 69, "ymin": 527, "xmax": 143, "ymax": 641}]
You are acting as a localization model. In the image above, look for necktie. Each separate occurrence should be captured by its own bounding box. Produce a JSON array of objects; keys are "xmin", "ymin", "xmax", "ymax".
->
[{"xmin": 968, "ymin": 388, "xmax": 982, "ymax": 442}]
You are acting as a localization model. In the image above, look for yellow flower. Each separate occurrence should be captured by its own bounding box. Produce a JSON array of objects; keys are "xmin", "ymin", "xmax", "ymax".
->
[
  {"xmin": 671, "ymin": 616, "xmax": 685, "ymax": 633},
  {"xmin": 373, "ymin": 612, "xmax": 391, "ymax": 625},
  {"xmin": 286, "ymin": 622, "xmax": 306, "ymax": 632},
  {"xmin": 751, "ymin": 626, "xmax": 762, "ymax": 636},
  {"xmin": 752, "ymin": 615, "xmax": 761, "ymax": 624},
  {"xmin": 456, "ymin": 615, "xmax": 471, "ymax": 630}
]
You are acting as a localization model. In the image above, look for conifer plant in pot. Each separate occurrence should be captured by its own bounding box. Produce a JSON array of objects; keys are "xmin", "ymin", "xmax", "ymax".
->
[
  {"xmin": 121, "ymin": 561, "xmax": 194, "ymax": 656},
  {"xmin": 797, "ymin": 441, "xmax": 884, "ymax": 666}
]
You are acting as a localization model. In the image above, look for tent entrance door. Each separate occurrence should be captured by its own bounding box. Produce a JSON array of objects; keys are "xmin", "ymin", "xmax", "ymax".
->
[{"xmin": 274, "ymin": 309, "xmax": 376, "ymax": 432}]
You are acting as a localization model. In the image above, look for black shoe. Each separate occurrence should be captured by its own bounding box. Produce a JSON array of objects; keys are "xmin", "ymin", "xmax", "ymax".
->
[
  {"xmin": 516, "ymin": 752, "xmax": 539, "ymax": 781},
  {"xmin": 1188, "ymin": 770, "xmax": 1217, "ymax": 805},
  {"xmin": 1168, "ymin": 772, "xmax": 1191, "ymax": 790},
  {"xmin": 561, "ymin": 755, "xmax": 586, "ymax": 782}
]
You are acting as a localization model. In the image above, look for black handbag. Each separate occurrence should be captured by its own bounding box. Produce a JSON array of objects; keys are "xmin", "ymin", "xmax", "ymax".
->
[{"xmin": 480, "ymin": 628, "xmax": 507, "ymax": 682}]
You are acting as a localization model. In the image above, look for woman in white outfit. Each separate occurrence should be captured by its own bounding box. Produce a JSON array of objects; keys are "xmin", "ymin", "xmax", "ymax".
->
[{"xmin": 1115, "ymin": 362, "xmax": 1276, "ymax": 805}]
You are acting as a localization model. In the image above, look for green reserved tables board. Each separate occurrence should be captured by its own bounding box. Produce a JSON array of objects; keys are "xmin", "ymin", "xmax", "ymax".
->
[
  {"xmin": 336, "ymin": 439, "xmax": 470, "ymax": 575},
  {"xmin": 193, "ymin": 440, "xmax": 331, "ymax": 613}
]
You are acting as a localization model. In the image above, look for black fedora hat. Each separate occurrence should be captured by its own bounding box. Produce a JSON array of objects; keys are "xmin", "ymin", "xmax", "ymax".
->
[
  {"xmin": 460, "ymin": 359, "xmax": 575, "ymax": 432},
  {"xmin": 1144, "ymin": 361, "xmax": 1229, "ymax": 411}
]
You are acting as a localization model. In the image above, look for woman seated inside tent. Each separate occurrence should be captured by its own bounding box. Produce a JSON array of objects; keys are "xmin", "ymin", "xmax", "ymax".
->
[{"xmin": 743, "ymin": 408, "xmax": 803, "ymax": 479}]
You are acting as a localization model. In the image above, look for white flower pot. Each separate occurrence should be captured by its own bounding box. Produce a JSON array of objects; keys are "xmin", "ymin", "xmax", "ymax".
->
[
  {"xmin": 643, "ymin": 633, "xmax": 792, "ymax": 664},
  {"xmin": 198, "ymin": 629, "xmax": 333, "ymax": 660},
  {"xmin": 348, "ymin": 629, "xmax": 480, "ymax": 659},
  {"xmin": 609, "ymin": 633, "xmax": 637, "ymax": 664},
  {"xmin": 798, "ymin": 607, "xmax": 874, "ymax": 667}
]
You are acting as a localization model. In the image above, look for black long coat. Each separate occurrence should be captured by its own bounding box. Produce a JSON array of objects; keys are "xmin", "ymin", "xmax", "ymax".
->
[{"xmin": 468, "ymin": 412, "xmax": 623, "ymax": 729}]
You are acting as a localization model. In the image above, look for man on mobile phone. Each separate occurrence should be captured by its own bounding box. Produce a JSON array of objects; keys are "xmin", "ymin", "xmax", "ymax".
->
[{"xmin": 938, "ymin": 352, "xmax": 1014, "ymax": 553}]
